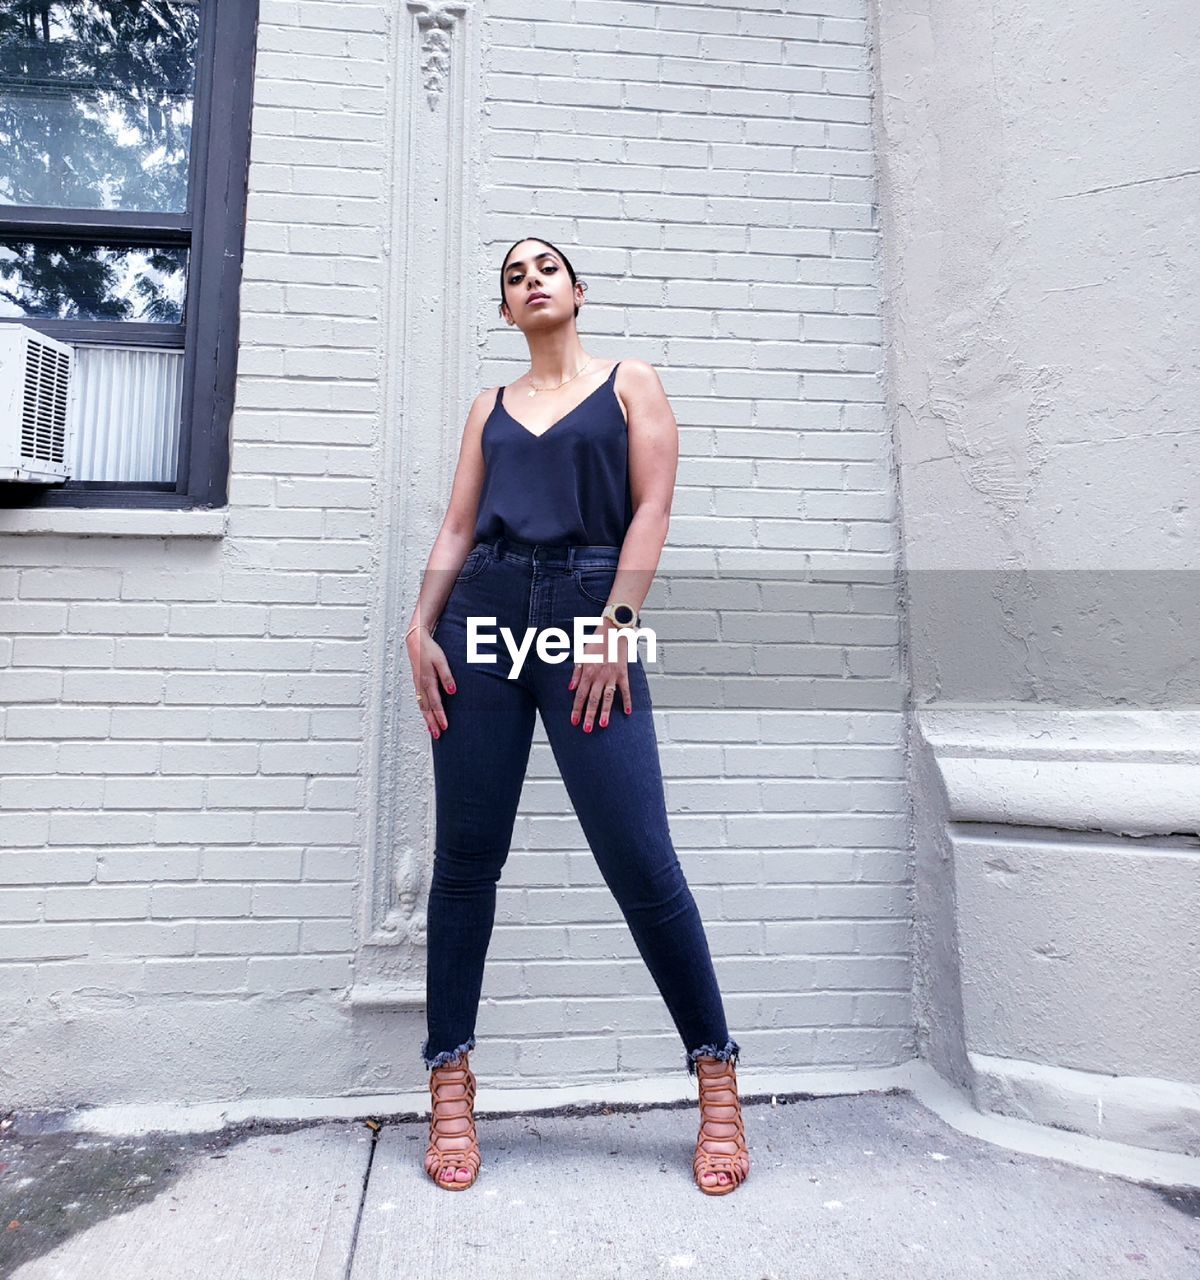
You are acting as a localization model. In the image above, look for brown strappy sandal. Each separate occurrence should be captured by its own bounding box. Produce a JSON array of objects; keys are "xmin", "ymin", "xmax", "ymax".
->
[
  {"xmin": 424, "ymin": 1051, "xmax": 481, "ymax": 1191},
  {"xmin": 693, "ymin": 1055, "xmax": 750, "ymax": 1195}
]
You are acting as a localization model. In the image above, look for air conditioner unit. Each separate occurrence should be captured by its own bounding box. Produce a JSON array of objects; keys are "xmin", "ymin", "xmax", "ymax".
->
[{"xmin": 0, "ymin": 325, "xmax": 73, "ymax": 483}]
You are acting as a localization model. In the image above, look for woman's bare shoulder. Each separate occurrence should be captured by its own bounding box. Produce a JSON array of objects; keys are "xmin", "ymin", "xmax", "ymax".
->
[
  {"xmin": 472, "ymin": 383, "xmax": 504, "ymax": 406},
  {"xmin": 613, "ymin": 357, "xmax": 664, "ymax": 386},
  {"xmin": 463, "ymin": 383, "xmax": 503, "ymax": 422}
]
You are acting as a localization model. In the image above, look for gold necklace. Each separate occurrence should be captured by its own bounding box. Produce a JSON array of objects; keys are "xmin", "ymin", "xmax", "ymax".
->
[{"xmin": 527, "ymin": 355, "xmax": 594, "ymax": 398}]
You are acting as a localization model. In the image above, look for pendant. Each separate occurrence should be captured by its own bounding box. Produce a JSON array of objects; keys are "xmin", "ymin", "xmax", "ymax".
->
[{"xmin": 528, "ymin": 389, "xmax": 537, "ymax": 398}]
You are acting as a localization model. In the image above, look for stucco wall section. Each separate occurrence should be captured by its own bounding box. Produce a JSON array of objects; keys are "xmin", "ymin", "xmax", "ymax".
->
[
  {"xmin": 872, "ymin": 0, "xmax": 1200, "ymax": 1148},
  {"xmin": 874, "ymin": 0, "xmax": 1199, "ymax": 575}
]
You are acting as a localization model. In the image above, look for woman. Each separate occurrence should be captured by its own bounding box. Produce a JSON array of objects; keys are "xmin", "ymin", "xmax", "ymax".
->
[{"xmin": 404, "ymin": 237, "xmax": 750, "ymax": 1195}]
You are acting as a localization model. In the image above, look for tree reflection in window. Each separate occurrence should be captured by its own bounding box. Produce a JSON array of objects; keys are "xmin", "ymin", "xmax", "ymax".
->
[
  {"xmin": 0, "ymin": 239, "xmax": 187, "ymax": 320},
  {"xmin": 0, "ymin": 0, "xmax": 199, "ymax": 213}
]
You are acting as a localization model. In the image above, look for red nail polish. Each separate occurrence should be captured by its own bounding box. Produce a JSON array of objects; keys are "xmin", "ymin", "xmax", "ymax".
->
[
  {"xmin": 448, "ymin": 684, "xmax": 456, "ymax": 693},
  {"xmin": 584, "ymin": 723, "xmax": 591, "ymax": 733},
  {"xmin": 600, "ymin": 717, "xmax": 607, "ymax": 728}
]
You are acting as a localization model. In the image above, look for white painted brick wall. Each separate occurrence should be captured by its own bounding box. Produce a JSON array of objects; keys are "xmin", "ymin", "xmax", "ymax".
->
[{"xmin": 0, "ymin": 0, "xmax": 909, "ymax": 1105}]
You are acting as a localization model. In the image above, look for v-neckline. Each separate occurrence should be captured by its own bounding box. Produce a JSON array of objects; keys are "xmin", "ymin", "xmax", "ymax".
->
[{"xmin": 497, "ymin": 366, "xmax": 619, "ymax": 440}]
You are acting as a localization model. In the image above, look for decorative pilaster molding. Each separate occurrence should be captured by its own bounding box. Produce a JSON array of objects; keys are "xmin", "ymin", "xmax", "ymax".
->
[
  {"xmin": 409, "ymin": 1, "xmax": 468, "ymax": 109},
  {"xmin": 354, "ymin": 0, "xmax": 482, "ymax": 1005}
]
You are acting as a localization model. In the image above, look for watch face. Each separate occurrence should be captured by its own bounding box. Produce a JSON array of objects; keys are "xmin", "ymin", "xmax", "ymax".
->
[{"xmin": 614, "ymin": 603, "xmax": 635, "ymax": 625}]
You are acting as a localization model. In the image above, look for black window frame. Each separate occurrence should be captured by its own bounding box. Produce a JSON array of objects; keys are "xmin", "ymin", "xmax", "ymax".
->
[{"xmin": 0, "ymin": 0, "xmax": 258, "ymax": 510}]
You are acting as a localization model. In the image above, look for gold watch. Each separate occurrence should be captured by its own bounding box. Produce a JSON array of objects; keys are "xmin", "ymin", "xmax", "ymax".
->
[{"xmin": 602, "ymin": 601, "xmax": 640, "ymax": 629}]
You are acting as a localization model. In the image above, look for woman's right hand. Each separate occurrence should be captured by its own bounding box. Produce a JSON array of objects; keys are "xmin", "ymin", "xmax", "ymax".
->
[{"xmin": 407, "ymin": 627, "xmax": 456, "ymax": 739}]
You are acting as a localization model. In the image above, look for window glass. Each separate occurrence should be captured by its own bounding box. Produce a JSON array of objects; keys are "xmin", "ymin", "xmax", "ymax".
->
[
  {"xmin": 0, "ymin": 0, "xmax": 199, "ymax": 212},
  {"xmin": 0, "ymin": 239, "xmax": 187, "ymax": 321}
]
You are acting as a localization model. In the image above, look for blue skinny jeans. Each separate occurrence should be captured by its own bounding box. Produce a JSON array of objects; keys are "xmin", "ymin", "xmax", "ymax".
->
[{"xmin": 421, "ymin": 535, "xmax": 740, "ymax": 1078}]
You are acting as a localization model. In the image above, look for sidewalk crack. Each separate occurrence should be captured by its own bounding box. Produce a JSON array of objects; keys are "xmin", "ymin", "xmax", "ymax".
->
[{"xmin": 341, "ymin": 1118, "xmax": 383, "ymax": 1280}]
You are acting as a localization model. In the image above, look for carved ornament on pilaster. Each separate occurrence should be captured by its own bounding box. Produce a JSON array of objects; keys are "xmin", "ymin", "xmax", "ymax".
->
[{"xmin": 408, "ymin": 1, "xmax": 468, "ymax": 109}]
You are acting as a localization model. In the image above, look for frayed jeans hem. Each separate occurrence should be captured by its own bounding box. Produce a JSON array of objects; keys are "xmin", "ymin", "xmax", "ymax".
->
[
  {"xmin": 685, "ymin": 1038, "xmax": 741, "ymax": 1078},
  {"xmin": 422, "ymin": 1034, "xmax": 476, "ymax": 1070}
]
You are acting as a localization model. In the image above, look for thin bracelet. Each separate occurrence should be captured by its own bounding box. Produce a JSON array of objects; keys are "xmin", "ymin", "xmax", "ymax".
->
[{"xmin": 405, "ymin": 622, "xmax": 431, "ymax": 641}]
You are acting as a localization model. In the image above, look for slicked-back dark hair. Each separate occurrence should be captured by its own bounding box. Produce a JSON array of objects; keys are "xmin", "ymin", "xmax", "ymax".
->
[{"xmin": 499, "ymin": 237, "xmax": 586, "ymax": 319}]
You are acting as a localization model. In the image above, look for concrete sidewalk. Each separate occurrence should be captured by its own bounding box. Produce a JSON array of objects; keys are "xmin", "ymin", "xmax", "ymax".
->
[{"xmin": 2, "ymin": 1087, "xmax": 1198, "ymax": 1280}]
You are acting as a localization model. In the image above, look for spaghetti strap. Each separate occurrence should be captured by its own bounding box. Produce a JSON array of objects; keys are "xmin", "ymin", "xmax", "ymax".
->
[{"xmin": 496, "ymin": 385, "xmax": 505, "ymax": 409}]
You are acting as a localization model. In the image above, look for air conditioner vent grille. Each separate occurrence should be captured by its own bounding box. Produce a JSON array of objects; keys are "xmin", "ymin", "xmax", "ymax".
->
[{"xmin": 20, "ymin": 339, "xmax": 71, "ymax": 463}]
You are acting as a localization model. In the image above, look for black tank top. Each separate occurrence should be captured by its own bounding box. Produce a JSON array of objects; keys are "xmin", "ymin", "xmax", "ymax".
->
[{"xmin": 473, "ymin": 360, "xmax": 633, "ymax": 546}]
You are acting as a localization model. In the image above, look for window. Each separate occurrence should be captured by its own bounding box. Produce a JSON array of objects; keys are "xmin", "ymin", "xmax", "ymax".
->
[{"xmin": 0, "ymin": 0, "xmax": 257, "ymax": 509}]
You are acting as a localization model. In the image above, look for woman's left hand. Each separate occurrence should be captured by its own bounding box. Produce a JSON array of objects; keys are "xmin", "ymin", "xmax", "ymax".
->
[{"xmin": 568, "ymin": 619, "xmax": 633, "ymax": 731}]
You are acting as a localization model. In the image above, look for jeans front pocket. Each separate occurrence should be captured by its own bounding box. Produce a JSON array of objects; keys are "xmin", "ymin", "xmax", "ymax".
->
[
  {"xmin": 454, "ymin": 545, "xmax": 491, "ymax": 584},
  {"xmin": 573, "ymin": 565, "xmax": 617, "ymax": 605}
]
